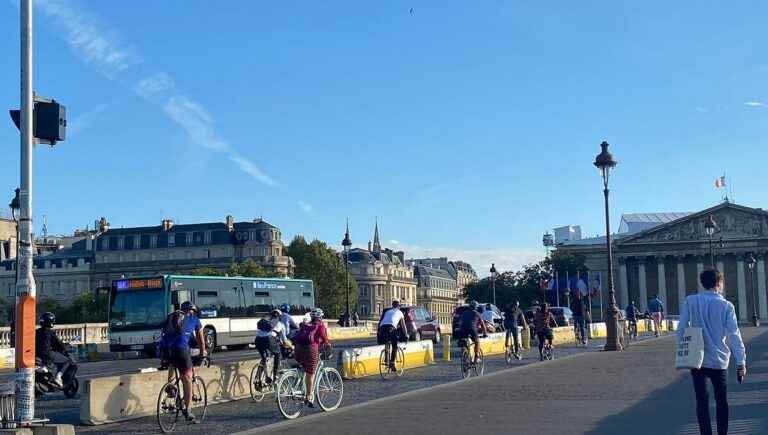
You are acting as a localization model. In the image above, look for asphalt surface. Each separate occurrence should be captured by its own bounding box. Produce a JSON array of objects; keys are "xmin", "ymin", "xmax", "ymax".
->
[
  {"xmin": 72, "ymin": 333, "xmax": 650, "ymax": 434},
  {"xmin": 229, "ymin": 327, "xmax": 768, "ymax": 435}
]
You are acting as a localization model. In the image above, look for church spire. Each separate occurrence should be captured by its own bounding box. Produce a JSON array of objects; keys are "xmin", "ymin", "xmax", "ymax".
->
[{"xmin": 373, "ymin": 217, "xmax": 381, "ymax": 252}]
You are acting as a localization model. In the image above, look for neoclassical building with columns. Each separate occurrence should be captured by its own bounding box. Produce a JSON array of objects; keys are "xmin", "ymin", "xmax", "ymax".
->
[{"xmin": 556, "ymin": 202, "xmax": 768, "ymax": 321}]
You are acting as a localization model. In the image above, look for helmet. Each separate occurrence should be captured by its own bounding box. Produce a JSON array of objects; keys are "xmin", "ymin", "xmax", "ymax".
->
[
  {"xmin": 309, "ymin": 308, "xmax": 324, "ymax": 320},
  {"xmin": 468, "ymin": 300, "xmax": 479, "ymax": 309},
  {"xmin": 280, "ymin": 303, "xmax": 290, "ymax": 314},
  {"xmin": 39, "ymin": 312, "xmax": 55, "ymax": 328},
  {"xmin": 270, "ymin": 309, "xmax": 281, "ymax": 318},
  {"xmin": 180, "ymin": 301, "xmax": 198, "ymax": 313}
]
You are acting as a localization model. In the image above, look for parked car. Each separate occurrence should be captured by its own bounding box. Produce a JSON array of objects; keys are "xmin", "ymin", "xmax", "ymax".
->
[
  {"xmin": 400, "ymin": 306, "xmax": 442, "ymax": 343},
  {"xmin": 550, "ymin": 307, "xmax": 574, "ymax": 326},
  {"xmin": 451, "ymin": 303, "xmax": 504, "ymax": 334}
]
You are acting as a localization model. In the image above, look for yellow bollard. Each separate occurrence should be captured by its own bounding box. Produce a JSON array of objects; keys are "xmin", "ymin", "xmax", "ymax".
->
[
  {"xmin": 442, "ymin": 333, "xmax": 451, "ymax": 361},
  {"xmin": 521, "ymin": 327, "xmax": 530, "ymax": 350}
]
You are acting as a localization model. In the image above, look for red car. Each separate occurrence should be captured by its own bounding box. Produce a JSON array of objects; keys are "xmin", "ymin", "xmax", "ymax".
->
[{"xmin": 400, "ymin": 306, "xmax": 442, "ymax": 344}]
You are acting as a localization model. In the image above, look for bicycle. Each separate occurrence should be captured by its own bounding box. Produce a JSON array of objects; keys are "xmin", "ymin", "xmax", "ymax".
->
[
  {"xmin": 250, "ymin": 344, "xmax": 293, "ymax": 401},
  {"xmin": 627, "ymin": 320, "xmax": 638, "ymax": 341},
  {"xmin": 379, "ymin": 342, "xmax": 406, "ymax": 380},
  {"xmin": 541, "ymin": 340, "xmax": 554, "ymax": 361},
  {"xmin": 504, "ymin": 344, "xmax": 522, "ymax": 364},
  {"xmin": 458, "ymin": 337, "xmax": 484, "ymax": 379},
  {"xmin": 275, "ymin": 348, "xmax": 343, "ymax": 420},
  {"xmin": 156, "ymin": 365, "xmax": 208, "ymax": 433}
]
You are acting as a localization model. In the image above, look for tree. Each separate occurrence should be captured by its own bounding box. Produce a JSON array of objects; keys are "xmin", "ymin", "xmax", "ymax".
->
[
  {"xmin": 285, "ymin": 236, "xmax": 357, "ymax": 318},
  {"xmin": 189, "ymin": 260, "xmax": 279, "ymax": 278},
  {"xmin": 188, "ymin": 266, "xmax": 223, "ymax": 277}
]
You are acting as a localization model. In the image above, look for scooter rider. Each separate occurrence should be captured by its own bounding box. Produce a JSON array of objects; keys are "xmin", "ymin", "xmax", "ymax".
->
[{"xmin": 35, "ymin": 312, "xmax": 69, "ymax": 387}]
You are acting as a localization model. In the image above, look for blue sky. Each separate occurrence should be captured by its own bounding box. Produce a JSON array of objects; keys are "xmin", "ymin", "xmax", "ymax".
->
[{"xmin": 1, "ymin": 1, "xmax": 767, "ymax": 275}]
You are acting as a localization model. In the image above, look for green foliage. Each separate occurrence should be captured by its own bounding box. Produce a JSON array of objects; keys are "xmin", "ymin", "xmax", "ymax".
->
[
  {"xmin": 461, "ymin": 252, "xmax": 588, "ymax": 310},
  {"xmin": 188, "ymin": 266, "xmax": 223, "ymax": 277},
  {"xmin": 285, "ymin": 236, "xmax": 357, "ymax": 318},
  {"xmin": 189, "ymin": 260, "xmax": 280, "ymax": 278},
  {"xmin": 33, "ymin": 292, "xmax": 110, "ymax": 324}
]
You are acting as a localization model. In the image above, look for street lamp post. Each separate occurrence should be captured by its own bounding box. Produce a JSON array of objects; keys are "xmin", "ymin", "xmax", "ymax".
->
[
  {"xmin": 342, "ymin": 220, "xmax": 352, "ymax": 327},
  {"xmin": 747, "ymin": 253, "xmax": 758, "ymax": 327},
  {"xmin": 490, "ymin": 263, "xmax": 498, "ymax": 306},
  {"xmin": 542, "ymin": 232, "xmax": 554, "ymax": 256},
  {"xmin": 705, "ymin": 215, "xmax": 717, "ymax": 268},
  {"xmin": 594, "ymin": 141, "xmax": 622, "ymax": 351}
]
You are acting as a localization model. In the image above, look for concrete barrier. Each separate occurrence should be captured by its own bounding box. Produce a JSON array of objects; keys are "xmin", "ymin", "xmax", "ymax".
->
[
  {"xmin": 81, "ymin": 358, "xmax": 260, "ymax": 425},
  {"xmin": 327, "ymin": 325, "xmax": 374, "ymax": 341},
  {"xmin": 0, "ymin": 349, "xmax": 13, "ymax": 369},
  {"xmin": 339, "ymin": 340, "xmax": 433, "ymax": 379}
]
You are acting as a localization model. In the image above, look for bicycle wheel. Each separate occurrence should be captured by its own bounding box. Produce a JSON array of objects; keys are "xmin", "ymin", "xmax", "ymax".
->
[
  {"xmin": 316, "ymin": 368, "xmax": 343, "ymax": 412},
  {"xmin": 460, "ymin": 348, "xmax": 472, "ymax": 379},
  {"xmin": 394, "ymin": 347, "xmax": 405, "ymax": 377},
  {"xmin": 544, "ymin": 345, "xmax": 554, "ymax": 361},
  {"xmin": 276, "ymin": 370, "xmax": 303, "ymax": 419},
  {"xmin": 472, "ymin": 348, "xmax": 485, "ymax": 377},
  {"xmin": 191, "ymin": 376, "xmax": 208, "ymax": 423},
  {"xmin": 379, "ymin": 348, "xmax": 395, "ymax": 381},
  {"xmin": 157, "ymin": 381, "xmax": 181, "ymax": 433},
  {"xmin": 504, "ymin": 347, "xmax": 513, "ymax": 365},
  {"xmin": 249, "ymin": 363, "xmax": 268, "ymax": 402}
]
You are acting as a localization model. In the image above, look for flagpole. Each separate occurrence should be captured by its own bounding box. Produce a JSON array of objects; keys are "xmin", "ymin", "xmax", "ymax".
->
[{"xmin": 555, "ymin": 270, "xmax": 560, "ymax": 307}]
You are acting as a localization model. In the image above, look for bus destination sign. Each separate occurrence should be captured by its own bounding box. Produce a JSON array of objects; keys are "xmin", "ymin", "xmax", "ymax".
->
[{"xmin": 115, "ymin": 278, "xmax": 163, "ymax": 290}]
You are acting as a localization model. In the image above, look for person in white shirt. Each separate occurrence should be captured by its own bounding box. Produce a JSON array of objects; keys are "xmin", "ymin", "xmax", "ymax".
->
[
  {"xmin": 255, "ymin": 310, "xmax": 289, "ymax": 384},
  {"xmin": 377, "ymin": 300, "xmax": 409, "ymax": 370},
  {"xmin": 482, "ymin": 304, "xmax": 498, "ymax": 330},
  {"xmin": 278, "ymin": 304, "xmax": 299, "ymax": 338},
  {"xmin": 678, "ymin": 269, "xmax": 746, "ymax": 435}
]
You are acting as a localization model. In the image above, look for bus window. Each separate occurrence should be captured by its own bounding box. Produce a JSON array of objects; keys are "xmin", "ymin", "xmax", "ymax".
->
[{"xmin": 171, "ymin": 290, "xmax": 190, "ymax": 311}]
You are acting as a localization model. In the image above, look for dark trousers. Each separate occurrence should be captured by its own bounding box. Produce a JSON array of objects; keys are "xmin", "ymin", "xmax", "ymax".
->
[{"xmin": 691, "ymin": 368, "xmax": 728, "ymax": 435}]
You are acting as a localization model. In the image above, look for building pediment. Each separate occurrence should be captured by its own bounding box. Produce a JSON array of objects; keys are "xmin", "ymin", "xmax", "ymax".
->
[{"xmin": 618, "ymin": 203, "xmax": 768, "ymax": 244}]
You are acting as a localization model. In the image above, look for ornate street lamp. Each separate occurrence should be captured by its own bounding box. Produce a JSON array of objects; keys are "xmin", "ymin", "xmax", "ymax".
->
[
  {"xmin": 542, "ymin": 231, "xmax": 554, "ymax": 255},
  {"xmin": 704, "ymin": 215, "xmax": 717, "ymax": 268},
  {"xmin": 747, "ymin": 253, "xmax": 758, "ymax": 327},
  {"xmin": 594, "ymin": 141, "xmax": 621, "ymax": 351},
  {"xmin": 490, "ymin": 263, "xmax": 499, "ymax": 306},
  {"xmin": 342, "ymin": 220, "xmax": 353, "ymax": 326}
]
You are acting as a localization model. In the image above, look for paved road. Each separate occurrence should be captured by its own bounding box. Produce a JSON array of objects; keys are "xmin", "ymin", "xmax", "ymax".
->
[
  {"xmin": 74, "ymin": 333, "xmax": 653, "ymax": 434},
  {"xmin": 230, "ymin": 327, "xmax": 768, "ymax": 435}
]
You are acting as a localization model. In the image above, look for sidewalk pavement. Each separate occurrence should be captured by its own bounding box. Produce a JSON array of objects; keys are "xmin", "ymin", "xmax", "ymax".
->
[{"xmin": 236, "ymin": 328, "xmax": 768, "ymax": 435}]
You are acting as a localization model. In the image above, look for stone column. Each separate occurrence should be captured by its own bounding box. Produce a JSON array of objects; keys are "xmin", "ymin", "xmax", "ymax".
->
[
  {"xmin": 736, "ymin": 258, "xmax": 748, "ymax": 321},
  {"xmin": 657, "ymin": 258, "xmax": 668, "ymax": 310},
  {"xmin": 696, "ymin": 260, "xmax": 705, "ymax": 292},
  {"xmin": 638, "ymin": 260, "xmax": 648, "ymax": 311},
  {"xmin": 619, "ymin": 258, "xmax": 629, "ymax": 308},
  {"xmin": 758, "ymin": 256, "xmax": 767, "ymax": 320},
  {"xmin": 677, "ymin": 256, "xmax": 686, "ymax": 312}
]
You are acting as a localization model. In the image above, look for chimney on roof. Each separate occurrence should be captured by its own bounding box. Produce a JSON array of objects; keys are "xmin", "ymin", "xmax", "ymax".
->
[
  {"xmin": 226, "ymin": 215, "xmax": 235, "ymax": 231},
  {"xmin": 161, "ymin": 219, "xmax": 174, "ymax": 231}
]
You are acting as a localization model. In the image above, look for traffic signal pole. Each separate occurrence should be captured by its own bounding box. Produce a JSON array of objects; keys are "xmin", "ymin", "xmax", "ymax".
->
[{"xmin": 16, "ymin": 0, "xmax": 37, "ymax": 421}]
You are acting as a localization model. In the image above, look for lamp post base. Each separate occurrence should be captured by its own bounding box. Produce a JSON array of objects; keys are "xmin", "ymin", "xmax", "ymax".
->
[{"xmin": 603, "ymin": 306, "xmax": 623, "ymax": 351}]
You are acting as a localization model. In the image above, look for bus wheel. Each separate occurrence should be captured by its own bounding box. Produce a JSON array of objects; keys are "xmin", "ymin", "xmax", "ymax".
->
[{"xmin": 204, "ymin": 327, "xmax": 217, "ymax": 353}]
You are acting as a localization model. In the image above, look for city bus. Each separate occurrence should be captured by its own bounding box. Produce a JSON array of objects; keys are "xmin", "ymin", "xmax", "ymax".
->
[{"xmin": 108, "ymin": 275, "xmax": 315, "ymax": 354}]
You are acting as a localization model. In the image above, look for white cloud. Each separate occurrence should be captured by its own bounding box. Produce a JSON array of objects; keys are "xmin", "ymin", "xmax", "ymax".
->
[
  {"xmin": 67, "ymin": 102, "xmax": 111, "ymax": 137},
  {"xmin": 745, "ymin": 101, "xmax": 767, "ymax": 108},
  {"xmin": 35, "ymin": 0, "xmax": 278, "ymax": 188},
  {"xmin": 297, "ymin": 201, "xmax": 313, "ymax": 213},
  {"xmin": 134, "ymin": 73, "xmax": 175, "ymax": 100},
  {"xmin": 397, "ymin": 244, "xmax": 544, "ymax": 276},
  {"xmin": 694, "ymin": 106, "xmax": 708, "ymax": 113},
  {"xmin": 389, "ymin": 240, "xmax": 400, "ymax": 245},
  {"xmin": 37, "ymin": 0, "xmax": 142, "ymax": 78}
]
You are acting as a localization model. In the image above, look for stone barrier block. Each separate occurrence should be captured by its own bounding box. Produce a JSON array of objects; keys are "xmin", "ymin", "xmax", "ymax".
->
[
  {"xmin": 339, "ymin": 340, "xmax": 433, "ymax": 379},
  {"xmin": 31, "ymin": 425, "xmax": 76, "ymax": 435}
]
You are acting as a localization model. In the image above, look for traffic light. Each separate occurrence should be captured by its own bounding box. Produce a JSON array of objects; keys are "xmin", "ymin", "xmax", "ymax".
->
[{"xmin": 9, "ymin": 97, "xmax": 66, "ymax": 145}]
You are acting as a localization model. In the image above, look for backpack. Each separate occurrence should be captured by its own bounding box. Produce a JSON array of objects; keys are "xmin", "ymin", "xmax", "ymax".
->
[
  {"xmin": 163, "ymin": 310, "xmax": 186, "ymax": 338},
  {"xmin": 294, "ymin": 322, "xmax": 320, "ymax": 346},
  {"xmin": 257, "ymin": 318, "xmax": 273, "ymax": 332}
]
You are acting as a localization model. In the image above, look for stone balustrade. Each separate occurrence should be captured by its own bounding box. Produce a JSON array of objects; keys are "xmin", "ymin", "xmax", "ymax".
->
[{"xmin": 0, "ymin": 323, "xmax": 108, "ymax": 348}]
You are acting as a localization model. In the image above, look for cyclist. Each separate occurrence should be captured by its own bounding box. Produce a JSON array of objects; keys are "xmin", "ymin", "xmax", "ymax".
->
[
  {"xmin": 648, "ymin": 295, "xmax": 665, "ymax": 337},
  {"xmin": 159, "ymin": 301, "xmax": 206, "ymax": 423},
  {"xmin": 255, "ymin": 309, "xmax": 289, "ymax": 385},
  {"xmin": 571, "ymin": 295, "xmax": 587, "ymax": 345},
  {"xmin": 35, "ymin": 312, "xmax": 70, "ymax": 387},
  {"xmin": 533, "ymin": 303, "xmax": 557, "ymax": 361},
  {"xmin": 377, "ymin": 300, "xmax": 409, "ymax": 370},
  {"xmin": 293, "ymin": 308, "xmax": 330, "ymax": 407},
  {"xmin": 503, "ymin": 301, "xmax": 526, "ymax": 357},
  {"xmin": 625, "ymin": 301, "xmax": 640, "ymax": 338},
  {"xmin": 278, "ymin": 303, "xmax": 299, "ymax": 339},
  {"xmin": 457, "ymin": 300, "xmax": 489, "ymax": 364}
]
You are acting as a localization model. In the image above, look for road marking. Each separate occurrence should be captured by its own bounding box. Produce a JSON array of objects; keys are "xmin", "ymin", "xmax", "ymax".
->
[{"xmin": 679, "ymin": 419, "xmax": 763, "ymax": 434}]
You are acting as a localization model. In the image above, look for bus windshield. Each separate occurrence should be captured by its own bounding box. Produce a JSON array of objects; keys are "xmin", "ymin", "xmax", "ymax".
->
[{"xmin": 109, "ymin": 288, "xmax": 167, "ymax": 331}]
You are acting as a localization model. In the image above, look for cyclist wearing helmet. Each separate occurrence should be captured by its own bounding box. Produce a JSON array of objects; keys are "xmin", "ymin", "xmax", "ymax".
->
[
  {"xmin": 503, "ymin": 301, "xmax": 526, "ymax": 356},
  {"xmin": 159, "ymin": 301, "xmax": 206, "ymax": 423},
  {"xmin": 293, "ymin": 308, "xmax": 330, "ymax": 407},
  {"xmin": 255, "ymin": 309, "xmax": 289, "ymax": 384},
  {"xmin": 533, "ymin": 303, "xmax": 558, "ymax": 361},
  {"xmin": 278, "ymin": 303, "xmax": 299, "ymax": 338},
  {"xmin": 458, "ymin": 301, "xmax": 488, "ymax": 364},
  {"xmin": 35, "ymin": 312, "xmax": 69, "ymax": 387},
  {"xmin": 377, "ymin": 300, "xmax": 409, "ymax": 370}
]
